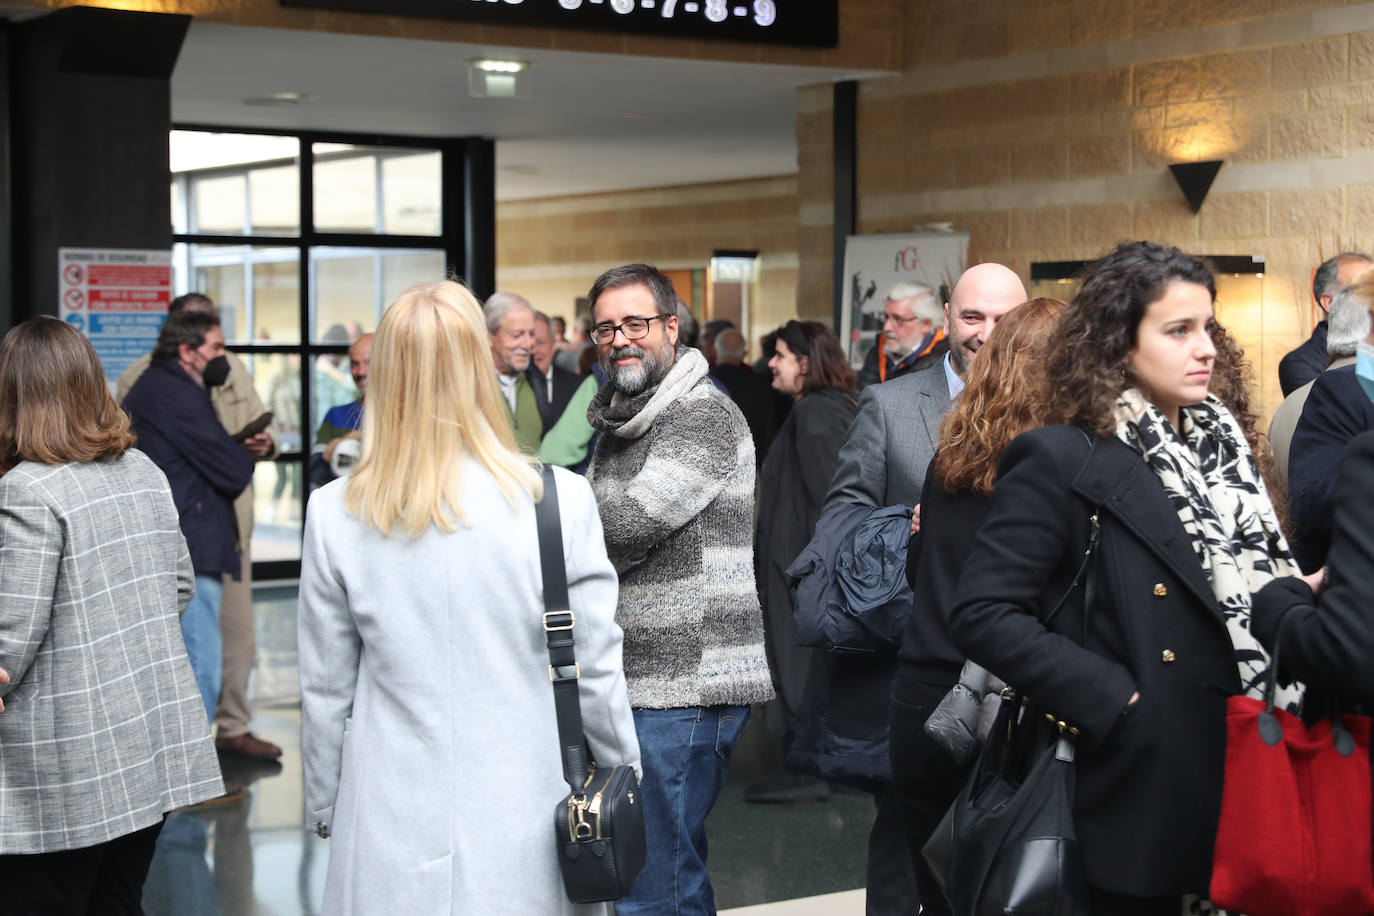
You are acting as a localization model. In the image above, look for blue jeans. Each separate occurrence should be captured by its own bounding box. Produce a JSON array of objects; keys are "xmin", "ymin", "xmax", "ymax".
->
[
  {"xmin": 181, "ymin": 575, "xmax": 223, "ymax": 723},
  {"xmin": 617, "ymin": 705, "xmax": 751, "ymax": 916}
]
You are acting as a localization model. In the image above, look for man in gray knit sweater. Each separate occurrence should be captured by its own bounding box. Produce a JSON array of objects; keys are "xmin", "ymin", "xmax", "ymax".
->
[{"xmin": 585, "ymin": 263, "xmax": 774, "ymax": 915}]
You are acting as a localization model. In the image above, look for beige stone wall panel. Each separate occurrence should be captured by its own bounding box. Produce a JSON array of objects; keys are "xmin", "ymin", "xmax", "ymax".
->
[
  {"xmin": 1132, "ymin": 199, "xmax": 1201, "ymax": 242},
  {"xmin": 1199, "ymin": 49, "xmax": 1272, "ymax": 99},
  {"xmin": 1271, "ymin": 110, "xmax": 1345, "ymax": 159},
  {"xmin": 1067, "ymin": 68, "xmax": 1135, "ymax": 114},
  {"xmin": 1272, "ymin": 35, "xmax": 1349, "ymax": 90},
  {"xmin": 1135, "ymin": 59, "xmax": 1203, "ymax": 106},
  {"xmin": 1012, "ymin": 141, "xmax": 1072, "ymax": 182},
  {"xmin": 956, "ymin": 148, "xmax": 1014, "ymax": 187},
  {"xmin": 1270, "ymin": 187, "xmax": 1345, "ymax": 236},
  {"xmin": 1200, "ymin": 191, "xmax": 1271, "ymax": 238},
  {"xmin": 1072, "ymin": 0, "xmax": 1135, "ymax": 46},
  {"xmin": 1068, "ymin": 202, "xmax": 1134, "ymax": 247},
  {"xmin": 1011, "ymin": 207, "xmax": 1071, "ymax": 248},
  {"xmin": 1133, "ymin": 0, "xmax": 1202, "ymax": 37},
  {"xmin": 1200, "ymin": 0, "xmax": 1276, "ymax": 29},
  {"xmin": 1070, "ymin": 135, "xmax": 1134, "ymax": 177}
]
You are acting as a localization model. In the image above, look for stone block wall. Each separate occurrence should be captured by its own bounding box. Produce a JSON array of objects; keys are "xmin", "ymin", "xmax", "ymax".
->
[
  {"xmin": 495, "ymin": 176, "xmax": 800, "ymax": 349},
  {"xmin": 800, "ymin": 0, "xmax": 1374, "ymax": 418}
]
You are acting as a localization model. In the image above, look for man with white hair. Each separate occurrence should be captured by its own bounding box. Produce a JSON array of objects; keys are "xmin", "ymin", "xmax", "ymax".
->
[
  {"xmin": 482, "ymin": 291, "xmax": 542, "ymax": 454},
  {"xmin": 857, "ymin": 281, "xmax": 947, "ymax": 388}
]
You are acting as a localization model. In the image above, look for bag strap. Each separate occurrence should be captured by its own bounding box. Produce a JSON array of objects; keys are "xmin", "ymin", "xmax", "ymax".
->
[{"xmin": 535, "ymin": 466, "xmax": 593, "ymax": 794}]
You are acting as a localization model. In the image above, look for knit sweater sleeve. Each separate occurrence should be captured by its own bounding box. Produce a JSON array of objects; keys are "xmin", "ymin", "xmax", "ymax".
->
[{"xmin": 597, "ymin": 395, "xmax": 741, "ymax": 565}]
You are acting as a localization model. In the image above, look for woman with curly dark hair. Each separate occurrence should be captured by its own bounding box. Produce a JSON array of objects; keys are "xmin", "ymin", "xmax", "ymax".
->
[{"xmin": 945, "ymin": 241, "xmax": 1300, "ymax": 914}]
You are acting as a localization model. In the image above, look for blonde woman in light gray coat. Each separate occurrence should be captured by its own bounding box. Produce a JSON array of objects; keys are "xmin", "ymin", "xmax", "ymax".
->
[{"xmin": 299, "ymin": 280, "xmax": 639, "ymax": 916}]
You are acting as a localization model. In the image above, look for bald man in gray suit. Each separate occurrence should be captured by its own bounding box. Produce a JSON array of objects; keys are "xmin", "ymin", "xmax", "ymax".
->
[{"xmin": 799, "ymin": 264, "xmax": 1027, "ymax": 916}]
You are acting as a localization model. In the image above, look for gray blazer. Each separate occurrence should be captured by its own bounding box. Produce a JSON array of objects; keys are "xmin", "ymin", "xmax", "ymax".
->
[
  {"xmin": 823, "ymin": 363, "xmax": 952, "ymax": 512},
  {"xmin": 0, "ymin": 451, "xmax": 223, "ymax": 853}
]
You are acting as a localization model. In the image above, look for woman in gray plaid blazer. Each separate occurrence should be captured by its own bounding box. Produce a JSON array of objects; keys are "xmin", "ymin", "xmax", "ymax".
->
[{"xmin": 0, "ymin": 318, "xmax": 223, "ymax": 913}]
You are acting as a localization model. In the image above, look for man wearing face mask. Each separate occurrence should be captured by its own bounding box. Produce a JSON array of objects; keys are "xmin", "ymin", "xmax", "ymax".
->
[
  {"xmin": 122, "ymin": 310, "xmax": 257, "ymax": 771},
  {"xmin": 120, "ymin": 294, "xmax": 283, "ymax": 768}
]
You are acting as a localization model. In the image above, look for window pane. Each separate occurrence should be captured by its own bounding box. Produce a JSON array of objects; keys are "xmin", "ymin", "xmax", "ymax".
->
[
  {"xmin": 314, "ymin": 144, "xmax": 441, "ymax": 236},
  {"xmin": 192, "ymin": 174, "xmax": 246, "ymax": 234},
  {"xmin": 250, "ymin": 460, "xmax": 302, "ymax": 564},
  {"xmin": 249, "ymin": 165, "xmax": 300, "ymax": 235},
  {"xmin": 176, "ymin": 244, "xmax": 300, "ymax": 344},
  {"xmin": 311, "ymin": 247, "xmax": 444, "ymax": 342},
  {"xmin": 313, "ymin": 148, "xmax": 377, "ymax": 233},
  {"xmin": 172, "ymin": 130, "xmax": 300, "ymax": 238},
  {"xmin": 381, "ymin": 151, "xmax": 441, "ymax": 236}
]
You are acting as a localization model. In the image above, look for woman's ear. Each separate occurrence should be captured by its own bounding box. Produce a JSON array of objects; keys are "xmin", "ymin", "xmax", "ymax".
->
[{"xmin": 799, "ymin": 355, "xmax": 810, "ymax": 378}]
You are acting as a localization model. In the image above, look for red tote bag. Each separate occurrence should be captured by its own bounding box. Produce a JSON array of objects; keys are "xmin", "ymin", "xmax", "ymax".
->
[{"xmin": 1210, "ymin": 694, "xmax": 1374, "ymax": 916}]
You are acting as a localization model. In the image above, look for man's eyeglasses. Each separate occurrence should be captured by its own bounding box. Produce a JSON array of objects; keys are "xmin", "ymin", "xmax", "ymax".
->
[
  {"xmin": 589, "ymin": 315, "xmax": 668, "ymax": 344},
  {"xmin": 884, "ymin": 312, "xmax": 922, "ymax": 325}
]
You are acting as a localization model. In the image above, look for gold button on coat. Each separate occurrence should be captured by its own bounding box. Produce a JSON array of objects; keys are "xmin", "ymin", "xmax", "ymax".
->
[
  {"xmin": 1161, "ymin": 650, "xmax": 1176, "ymax": 663},
  {"xmin": 1152, "ymin": 583, "xmax": 1168, "ymax": 597}
]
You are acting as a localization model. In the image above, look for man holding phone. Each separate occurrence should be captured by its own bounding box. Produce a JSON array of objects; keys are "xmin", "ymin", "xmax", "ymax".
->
[{"xmin": 119, "ymin": 294, "xmax": 282, "ymax": 785}]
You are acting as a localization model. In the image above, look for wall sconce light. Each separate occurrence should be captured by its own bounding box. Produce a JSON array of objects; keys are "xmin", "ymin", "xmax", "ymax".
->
[{"xmin": 1169, "ymin": 160, "xmax": 1224, "ymax": 213}]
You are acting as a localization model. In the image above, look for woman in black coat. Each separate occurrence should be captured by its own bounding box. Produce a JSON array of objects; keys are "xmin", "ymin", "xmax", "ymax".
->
[
  {"xmin": 1251, "ymin": 271, "xmax": 1374, "ymax": 692},
  {"xmin": 945, "ymin": 242, "xmax": 1300, "ymax": 914},
  {"xmin": 888, "ymin": 297, "xmax": 1065, "ymax": 915},
  {"xmin": 751, "ymin": 320, "xmax": 859, "ymax": 799}
]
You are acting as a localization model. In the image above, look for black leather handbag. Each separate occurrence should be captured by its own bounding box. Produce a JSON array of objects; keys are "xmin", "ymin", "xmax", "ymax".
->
[
  {"xmin": 536, "ymin": 468, "xmax": 647, "ymax": 904},
  {"xmin": 921, "ymin": 509, "xmax": 1099, "ymax": 916}
]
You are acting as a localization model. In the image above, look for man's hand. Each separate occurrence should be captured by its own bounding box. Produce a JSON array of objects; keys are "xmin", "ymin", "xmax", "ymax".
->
[
  {"xmin": 0, "ymin": 666, "xmax": 10, "ymax": 713},
  {"xmin": 910, "ymin": 504, "xmax": 921, "ymax": 536},
  {"xmin": 323, "ymin": 430, "xmax": 361, "ymax": 463},
  {"xmin": 242, "ymin": 432, "xmax": 273, "ymax": 458},
  {"xmin": 1297, "ymin": 568, "xmax": 1326, "ymax": 595}
]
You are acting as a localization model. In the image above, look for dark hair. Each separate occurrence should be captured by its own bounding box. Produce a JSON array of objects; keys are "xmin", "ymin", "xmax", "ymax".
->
[
  {"xmin": 169, "ymin": 292, "xmax": 215, "ymax": 314},
  {"xmin": 675, "ymin": 299, "xmax": 699, "ymax": 347},
  {"xmin": 153, "ymin": 309, "xmax": 220, "ymax": 360},
  {"xmin": 587, "ymin": 263, "xmax": 677, "ymax": 318},
  {"xmin": 1048, "ymin": 241, "xmax": 1216, "ymax": 435},
  {"xmin": 1313, "ymin": 251, "xmax": 1372, "ymax": 305},
  {"xmin": 0, "ymin": 317, "xmax": 134, "ymax": 472},
  {"xmin": 779, "ymin": 321, "xmax": 855, "ymax": 396}
]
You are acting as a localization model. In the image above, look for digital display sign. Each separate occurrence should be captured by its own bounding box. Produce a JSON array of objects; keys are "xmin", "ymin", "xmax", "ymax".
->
[{"xmin": 279, "ymin": 0, "xmax": 838, "ymax": 48}]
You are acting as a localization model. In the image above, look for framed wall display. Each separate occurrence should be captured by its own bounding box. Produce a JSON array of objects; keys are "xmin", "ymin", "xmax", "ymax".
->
[
  {"xmin": 839, "ymin": 231, "xmax": 971, "ymax": 369},
  {"xmin": 278, "ymin": 0, "xmax": 839, "ymax": 48}
]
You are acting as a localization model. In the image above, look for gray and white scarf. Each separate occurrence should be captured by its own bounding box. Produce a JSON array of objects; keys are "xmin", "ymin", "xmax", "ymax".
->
[{"xmin": 1113, "ymin": 390, "xmax": 1300, "ymax": 916}]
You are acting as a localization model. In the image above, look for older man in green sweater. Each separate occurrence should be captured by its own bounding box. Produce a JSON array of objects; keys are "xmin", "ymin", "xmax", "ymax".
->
[{"xmin": 482, "ymin": 291, "xmax": 543, "ymax": 454}]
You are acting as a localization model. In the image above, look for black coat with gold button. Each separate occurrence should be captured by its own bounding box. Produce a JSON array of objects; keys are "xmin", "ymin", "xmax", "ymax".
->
[{"xmin": 946, "ymin": 424, "xmax": 1244, "ymax": 898}]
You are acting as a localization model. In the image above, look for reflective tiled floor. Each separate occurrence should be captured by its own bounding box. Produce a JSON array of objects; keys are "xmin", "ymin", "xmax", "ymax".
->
[{"xmin": 140, "ymin": 584, "xmax": 873, "ymax": 915}]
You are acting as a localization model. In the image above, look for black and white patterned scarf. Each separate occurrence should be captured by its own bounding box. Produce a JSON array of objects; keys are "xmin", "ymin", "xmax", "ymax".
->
[{"xmin": 1112, "ymin": 389, "xmax": 1302, "ymax": 916}]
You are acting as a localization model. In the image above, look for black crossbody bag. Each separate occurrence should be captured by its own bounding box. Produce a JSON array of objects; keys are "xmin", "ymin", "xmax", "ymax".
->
[{"xmin": 536, "ymin": 467, "xmax": 647, "ymax": 904}]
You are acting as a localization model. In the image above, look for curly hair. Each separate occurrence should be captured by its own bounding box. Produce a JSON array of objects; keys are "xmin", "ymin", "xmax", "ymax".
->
[
  {"xmin": 935, "ymin": 297, "xmax": 1066, "ymax": 494},
  {"xmin": 1209, "ymin": 322, "xmax": 1291, "ymax": 534},
  {"xmin": 1048, "ymin": 241, "xmax": 1217, "ymax": 436}
]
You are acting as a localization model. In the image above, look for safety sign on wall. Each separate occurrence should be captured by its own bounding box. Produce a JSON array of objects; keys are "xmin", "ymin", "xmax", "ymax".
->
[{"xmin": 58, "ymin": 248, "xmax": 172, "ymax": 383}]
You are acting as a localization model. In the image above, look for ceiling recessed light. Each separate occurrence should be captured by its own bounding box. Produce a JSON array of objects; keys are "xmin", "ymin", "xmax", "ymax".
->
[
  {"xmin": 499, "ymin": 164, "xmax": 542, "ymax": 175},
  {"xmin": 472, "ymin": 59, "xmax": 528, "ymax": 74},
  {"xmin": 242, "ymin": 91, "xmax": 314, "ymax": 107}
]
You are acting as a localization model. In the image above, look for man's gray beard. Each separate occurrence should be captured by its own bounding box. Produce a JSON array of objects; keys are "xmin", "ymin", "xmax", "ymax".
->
[
  {"xmin": 884, "ymin": 336, "xmax": 915, "ymax": 360},
  {"xmin": 602, "ymin": 341, "xmax": 674, "ymax": 396}
]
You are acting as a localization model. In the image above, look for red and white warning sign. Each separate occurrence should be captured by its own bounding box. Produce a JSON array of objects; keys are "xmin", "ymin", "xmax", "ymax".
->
[{"xmin": 58, "ymin": 248, "xmax": 172, "ymax": 382}]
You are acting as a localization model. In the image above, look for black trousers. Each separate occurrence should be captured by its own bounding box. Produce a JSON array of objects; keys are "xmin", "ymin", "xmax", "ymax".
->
[
  {"xmin": 886, "ymin": 674, "xmax": 973, "ymax": 916},
  {"xmin": 0, "ymin": 819, "xmax": 164, "ymax": 916}
]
